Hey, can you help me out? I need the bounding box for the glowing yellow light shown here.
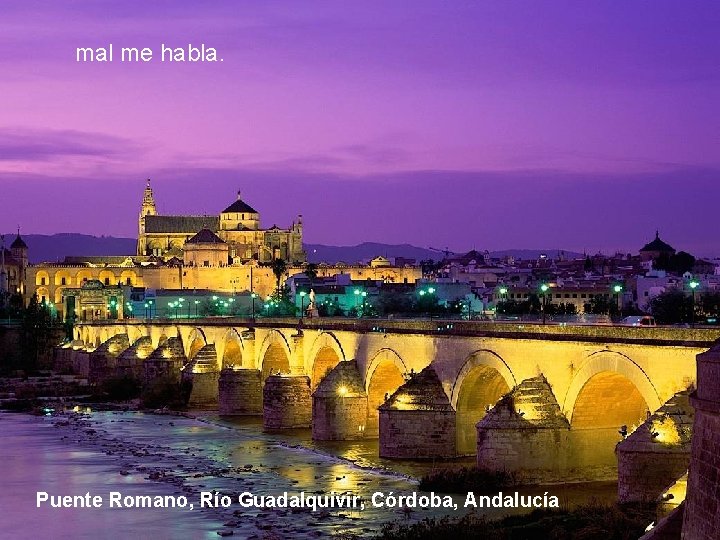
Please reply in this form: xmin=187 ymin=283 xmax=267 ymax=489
xmin=337 ymin=385 xmax=348 ymax=397
xmin=651 ymin=417 xmax=681 ymax=445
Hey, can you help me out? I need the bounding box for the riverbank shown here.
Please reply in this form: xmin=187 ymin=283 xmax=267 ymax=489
xmin=2 ymin=408 xmax=623 ymax=538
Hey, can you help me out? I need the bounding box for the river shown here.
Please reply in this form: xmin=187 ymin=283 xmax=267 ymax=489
xmin=1 ymin=410 xmax=617 ymax=538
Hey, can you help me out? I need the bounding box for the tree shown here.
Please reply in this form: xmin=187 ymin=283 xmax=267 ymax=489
xmin=583 ymin=295 xmax=618 ymax=316
xmin=270 ymin=258 xmax=288 ymax=294
xmin=304 ymin=262 xmax=319 ymax=283
xmin=19 ymin=294 xmax=55 ymax=372
xmin=650 ymin=289 xmax=693 ymax=324
xmin=654 ymin=251 xmax=696 ymax=275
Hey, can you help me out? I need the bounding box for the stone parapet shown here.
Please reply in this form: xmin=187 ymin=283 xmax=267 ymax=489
xmin=263 ymin=375 xmax=312 ymax=429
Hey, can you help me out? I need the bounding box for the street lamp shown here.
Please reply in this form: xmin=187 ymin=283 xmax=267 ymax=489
xmin=613 ymin=284 xmax=623 ymax=318
xmin=300 ymin=290 xmax=307 ymax=321
xmin=539 ymin=283 xmax=549 ymax=324
xmin=689 ymin=279 xmax=700 ymax=327
xmin=147 ymin=299 xmax=154 ymax=319
xmin=250 ymin=292 xmax=257 ymax=321
xmin=194 ymin=299 xmax=200 ymax=318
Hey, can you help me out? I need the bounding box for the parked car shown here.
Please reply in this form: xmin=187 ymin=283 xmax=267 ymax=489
xmin=621 ymin=315 xmax=656 ymax=327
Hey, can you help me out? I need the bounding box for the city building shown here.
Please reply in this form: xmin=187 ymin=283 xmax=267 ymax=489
xmin=137 ymin=180 xmax=305 ymax=264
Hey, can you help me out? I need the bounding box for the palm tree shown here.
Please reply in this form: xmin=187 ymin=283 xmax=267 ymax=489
xmin=271 ymin=258 xmax=288 ymax=294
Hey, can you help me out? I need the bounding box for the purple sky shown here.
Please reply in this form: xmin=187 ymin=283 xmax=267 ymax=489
xmin=1 ymin=1 xmax=718 ymax=255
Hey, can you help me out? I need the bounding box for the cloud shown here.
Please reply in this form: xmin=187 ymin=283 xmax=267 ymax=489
xmin=0 ymin=127 xmax=143 ymax=162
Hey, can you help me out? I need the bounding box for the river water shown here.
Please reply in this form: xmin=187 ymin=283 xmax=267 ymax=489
xmin=1 ymin=410 xmax=617 ymax=538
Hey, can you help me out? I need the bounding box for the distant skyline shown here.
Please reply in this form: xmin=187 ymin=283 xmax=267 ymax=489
xmin=1 ymin=1 xmax=718 ymax=256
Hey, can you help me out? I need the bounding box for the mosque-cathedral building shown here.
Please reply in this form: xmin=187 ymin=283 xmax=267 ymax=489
xmin=21 ymin=180 xmax=421 ymax=320
xmin=137 ymin=180 xmax=305 ymax=264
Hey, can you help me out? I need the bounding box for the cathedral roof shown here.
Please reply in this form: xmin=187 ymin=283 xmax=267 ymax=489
xmin=186 ymin=229 xmax=225 ymax=244
xmin=222 ymin=199 xmax=258 ymax=214
xmin=640 ymin=231 xmax=675 ymax=253
xmin=144 ymin=215 xmax=219 ymax=234
xmin=11 ymin=234 xmax=27 ymax=249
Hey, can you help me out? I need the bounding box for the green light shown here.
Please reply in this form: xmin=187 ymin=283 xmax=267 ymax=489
xmin=613 ymin=284 xmax=623 ymax=293
xmin=179 ymin=297 xmax=185 ymax=302
xmin=419 ymin=290 xmax=426 ymax=296
xmin=690 ymin=280 xmax=700 ymax=289
xmin=354 ymin=289 xmax=360 ymax=295
xmin=300 ymin=291 xmax=306 ymax=297
xmin=212 ymin=295 xmax=218 ymax=301
xmin=428 ymin=287 xmax=435 ymax=294
xmin=499 ymin=287 xmax=508 ymax=295
xmin=194 ymin=300 xmax=200 ymax=304
xmin=540 ymin=284 xmax=549 ymax=292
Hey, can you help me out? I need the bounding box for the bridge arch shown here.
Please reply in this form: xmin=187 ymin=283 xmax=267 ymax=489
xmin=563 ymin=350 xmax=662 ymax=474
xmin=258 ymin=329 xmax=292 ymax=381
xmin=221 ymin=328 xmax=245 ymax=369
xmin=183 ymin=327 xmax=208 ymax=359
xmin=307 ymin=332 xmax=346 ymax=389
xmin=364 ymin=348 xmax=408 ymax=437
xmin=563 ymin=350 xmax=661 ymax=424
xmin=126 ymin=325 xmax=143 ymax=346
xmin=451 ymin=350 xmax=516 ymax=455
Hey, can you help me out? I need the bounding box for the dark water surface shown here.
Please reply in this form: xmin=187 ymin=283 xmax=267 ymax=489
xmin=1 ymin=411 xmax=617 ymax=539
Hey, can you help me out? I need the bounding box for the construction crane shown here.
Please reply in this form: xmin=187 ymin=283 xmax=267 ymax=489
xmin=428 ymin=246 xmax=458 ymax=259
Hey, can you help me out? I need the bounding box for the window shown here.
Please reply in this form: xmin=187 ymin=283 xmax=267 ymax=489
xmin=41 ymin=277 xmax=46 ymax=285
xmin=572 ymin=293 xmax=577 ymax=298
xmin=644 ymin=291 xmax=649 ymax=296
xmin=61 ymin=277 xmax=66 ymax=285
xmin=104 ymin=278 xmax=110 ymax=285
xmin=203 ymin=260 xmax=210 ymax=267
xmin=126 ymin=277 xmax=132 ymax=285
xmin=564 ymin=293 xmax=570 ymax=298
xmin=581 ymin=294 xmax=586 ymax=298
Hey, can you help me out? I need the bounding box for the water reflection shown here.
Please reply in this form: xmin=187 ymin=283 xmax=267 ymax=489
xmin=3 ymin=411 xmax=618 ymax=539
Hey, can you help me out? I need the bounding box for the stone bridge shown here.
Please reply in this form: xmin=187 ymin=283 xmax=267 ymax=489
xmin=59 ymin=318 xmax=720 ymax=487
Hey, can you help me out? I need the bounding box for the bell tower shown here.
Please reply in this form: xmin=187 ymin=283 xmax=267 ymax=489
xmin=138 ymin=179 xmax=157 ymax=255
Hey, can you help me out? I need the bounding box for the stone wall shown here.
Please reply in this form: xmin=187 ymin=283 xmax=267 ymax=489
xmin=477 ymin=376 xmax=573 ymax=483
xmin=263 ymin=375 xmax=312 ymax=429
xmin=218 ymin=368 xmax=262 ymax=415
xmin=143 ymin=337 xmax=185 ymax=386
xmin=312 ymin=360 xmax=368 ymax=440
xmin=681 ymin=343 xmax=720 ymax=539
xmin=617 ymin=391 xmax=693 ymax=503
xmin=378 ymin=366 xmax=456 ymax=458
xmin=183 ymin=371 xmax=219 ymax=408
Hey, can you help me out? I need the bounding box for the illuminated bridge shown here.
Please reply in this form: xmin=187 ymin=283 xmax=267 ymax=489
xmin=60 ymin=318 xmax=719 ymax=497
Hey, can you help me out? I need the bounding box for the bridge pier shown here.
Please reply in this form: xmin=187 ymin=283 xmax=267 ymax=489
xmin=477 ymin=376 xmax=572 ymax=483
xmin=88 ymin=334 xmax=130 ymax=385
xmin=143 ymin=337 xmax=185 ymax=386
xmin=263 ymin=375 xmax=312 ymax=429
xmin=379 ymin=366 xmax=456 ymax=459
xmin=616 ymin=391 xmax=693 ymax=503
xmin=218 ymin=368 xmax=263 ymax=415
xmin=116 ymin=336 xmax=154 ymax=382
xmin=681 ymin=343 xmax=720 ymax=538
xmin=181 ymin=344 xmax=219 ymax=408
xmin=312 ymin=360 xmax=368 ymax=440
